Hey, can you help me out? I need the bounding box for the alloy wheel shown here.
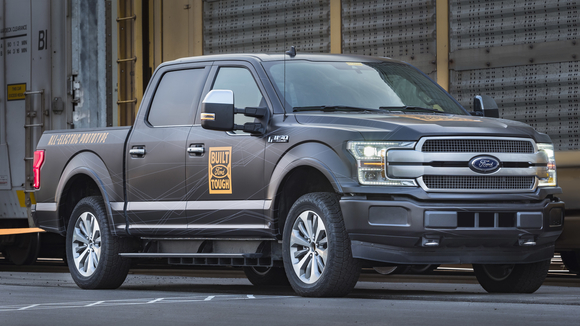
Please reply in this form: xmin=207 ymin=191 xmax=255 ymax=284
xmin=71 ymin=212 xmax=102 ymax=277
xmin=289 ymin=210 xmax=328 ymax=284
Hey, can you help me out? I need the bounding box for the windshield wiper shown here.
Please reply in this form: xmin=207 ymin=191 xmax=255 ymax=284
xmin=379 ymin=106 xmax=445 ymax=114
xmin=292 ymin=105 xmax=378 ymax=112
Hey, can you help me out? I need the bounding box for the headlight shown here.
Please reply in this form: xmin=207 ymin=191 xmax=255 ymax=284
xmin=537 ymin=143 xmax=557 ymax=187
xmin=347 ymin=141 xmax=417 ymax=186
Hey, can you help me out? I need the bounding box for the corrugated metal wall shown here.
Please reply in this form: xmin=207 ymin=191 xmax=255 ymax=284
xmin=448 ymin=0 xmax=579 ymax=151
xmin=203 ymin=0 xmax=331 ymax=54
xmin=342 ymin=0 xmax=437 ymax=76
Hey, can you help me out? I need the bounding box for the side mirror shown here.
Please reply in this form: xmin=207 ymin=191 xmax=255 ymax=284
xmin=473 ymin=95 xmax=499 ymax=118
xmin=201 ymin=90 xmax=235 ymax=131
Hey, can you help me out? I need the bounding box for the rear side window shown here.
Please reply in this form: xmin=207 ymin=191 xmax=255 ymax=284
xmin=147 ymin=68 xmax=206 ymax=126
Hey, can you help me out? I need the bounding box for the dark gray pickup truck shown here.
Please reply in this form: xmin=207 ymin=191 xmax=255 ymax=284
xmin=32 ymin=53 xmax=564 ymax=297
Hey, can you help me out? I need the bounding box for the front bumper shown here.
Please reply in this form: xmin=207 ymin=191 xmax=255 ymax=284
xmin=340 ymin=196 xmax=564 ymax=264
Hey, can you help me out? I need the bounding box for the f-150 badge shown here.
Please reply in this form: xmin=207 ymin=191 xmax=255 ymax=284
xmin=209 ymin=147 xmax=232 ymax=194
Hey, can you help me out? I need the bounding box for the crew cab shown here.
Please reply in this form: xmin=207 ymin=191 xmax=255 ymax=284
xmin=32 ymin=53 xmax=564 ymax=296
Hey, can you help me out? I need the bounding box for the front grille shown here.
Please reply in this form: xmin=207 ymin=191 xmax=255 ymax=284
xmin=423 ymin=175 xmax=536 ymax=190
xmin=422 ymin=139 xmax=534 ymax=153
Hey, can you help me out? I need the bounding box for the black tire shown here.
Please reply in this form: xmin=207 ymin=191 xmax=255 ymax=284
xmin=473 ymin=260 xmax=550 ymax=293
xmin=560 ymin=251 xmax=580 ymax=275
xmin=66 ymin=196 xmax=132 ymax=289
xmin=3 ymin=233 xmax=40 ymax=265
xmin=243 ymin=266 xmax=290 ymax=287
xmin=282 ymin=192 xmax=361 ymax=297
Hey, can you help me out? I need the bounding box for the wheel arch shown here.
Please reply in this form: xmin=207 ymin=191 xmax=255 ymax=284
xmin=55 ymin=152 xmax=119 ymax=236
xmin=268 ymin=142 xmax=351 ymax=237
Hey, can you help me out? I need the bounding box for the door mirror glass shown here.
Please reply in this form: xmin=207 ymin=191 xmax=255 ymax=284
xmin=473 ymin=95 xmax=499 ymax=118
xmin=201 ymin=90 xmax=235 ymax=131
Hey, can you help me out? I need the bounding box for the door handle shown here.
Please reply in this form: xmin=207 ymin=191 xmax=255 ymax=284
xmin=187 ymin=144 xmax=204 ymax=156
xmin=129 ymin=147 xmax=146 ymax=157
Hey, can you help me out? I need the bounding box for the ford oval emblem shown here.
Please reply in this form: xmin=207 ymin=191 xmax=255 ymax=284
xmin=469 ymin=156 xmax=501 ymax=173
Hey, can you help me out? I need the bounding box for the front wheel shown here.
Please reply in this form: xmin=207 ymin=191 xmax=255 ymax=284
xmin=473 ymin=260 xmax=550 ymax=293
xmin=282 ymin=193 xmax=360 ymax=297
xmin=66 ymin=196 xmax=132 ymax=289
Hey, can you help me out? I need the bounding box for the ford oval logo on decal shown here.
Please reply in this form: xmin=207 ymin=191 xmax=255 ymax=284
xmin=469 ymin=156 xmax=500 ymax=173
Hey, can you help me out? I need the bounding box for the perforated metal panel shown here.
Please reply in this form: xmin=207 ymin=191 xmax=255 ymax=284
xmin=342 ymin=0 xmax=437 ymax=75
xmin=448 ymin=1 xmax=579 ymax=151
xmin=450 ymin=0 xmax=579 ymax=51
xmin=203 ymin=0 xmax=330 ymax=54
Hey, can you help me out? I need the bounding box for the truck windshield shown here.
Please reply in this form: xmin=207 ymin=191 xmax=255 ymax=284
xmin=263 ymin=60 xmax=466 ymax=115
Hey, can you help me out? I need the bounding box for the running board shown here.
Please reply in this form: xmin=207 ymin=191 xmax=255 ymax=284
xmin=119 ymin=252 xmax=272 ymax=267
xmin=119 ymin=253 xmax=262 ymax=259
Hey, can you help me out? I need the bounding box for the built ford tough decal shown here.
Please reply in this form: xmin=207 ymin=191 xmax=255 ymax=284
xmin=209 ymin=147 xmax=232 ymax=194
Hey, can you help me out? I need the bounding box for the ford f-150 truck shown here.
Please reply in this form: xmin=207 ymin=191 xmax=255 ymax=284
xmin=31 ymin=53 xmax=564 ymax=297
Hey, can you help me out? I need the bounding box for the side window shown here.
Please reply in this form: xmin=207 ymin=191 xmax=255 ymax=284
xmin=147 ymin=68 xmax=206 ymax=127
xmin=212 ymin=67 xmax=265 ymax=125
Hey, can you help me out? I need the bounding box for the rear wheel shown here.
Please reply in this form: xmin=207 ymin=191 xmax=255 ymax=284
xmin=408 ymin=264 xmax=439 ymax=274
xmin=374 ymin=264 xmax=439 ymax=275
xmin=373 ymin=265 xmax=411 ymax=275
xmin=473 ymin=260 xmax=550 ymax=293
xmin=243 ymin=266 xmax=290 ymax=286
xmin=282 ymin=193 xmax=360 ymax=297
xmin=66 ymin=196 xmax=132 ymax=289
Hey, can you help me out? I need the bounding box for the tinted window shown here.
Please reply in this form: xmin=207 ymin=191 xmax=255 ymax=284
xmin=148 ymin=69 xmax=205 ymax=126
xmin=212 ymin=67 xmax=265 ymax=125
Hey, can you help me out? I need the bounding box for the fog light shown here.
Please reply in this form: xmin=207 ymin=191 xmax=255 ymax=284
xmin=518 ymin=236 xmax=536 ymax=246
xmin=422 ymin=237 xmax=440 ymax=247
xmin=364 ymin=171 xmax=378 ymax=181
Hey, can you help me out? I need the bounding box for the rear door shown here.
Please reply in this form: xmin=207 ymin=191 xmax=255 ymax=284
xmin=126 ymin=64 xmax=210 ymax=235
xmin=185 ymin=62 xmax=271 ymax=236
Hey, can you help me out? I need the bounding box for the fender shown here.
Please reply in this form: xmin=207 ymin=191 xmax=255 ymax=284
xmin=54 ymin=152 xmax=123 ymax=236
xmin=267 ymin=142 xmax=352 ymax=200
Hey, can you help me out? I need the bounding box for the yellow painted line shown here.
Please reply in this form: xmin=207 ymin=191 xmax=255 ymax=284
xmin=0 ymin=228 xmax=45 ymax=235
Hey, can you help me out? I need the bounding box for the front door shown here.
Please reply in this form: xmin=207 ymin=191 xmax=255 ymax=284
xmin=185 ymin=63 xmax=270 ymax=236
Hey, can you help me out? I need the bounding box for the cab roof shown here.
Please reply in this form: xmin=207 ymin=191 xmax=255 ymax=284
xmin=160 ymin=53 xmax=407 ymax=68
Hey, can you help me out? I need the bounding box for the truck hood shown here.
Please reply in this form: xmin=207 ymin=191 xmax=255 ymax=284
xmin=293 ymin=112 xmax=552 ymax=143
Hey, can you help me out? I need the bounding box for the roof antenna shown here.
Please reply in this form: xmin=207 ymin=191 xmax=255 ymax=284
xmin=285 ymin=46 xmax=296 ymax=57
